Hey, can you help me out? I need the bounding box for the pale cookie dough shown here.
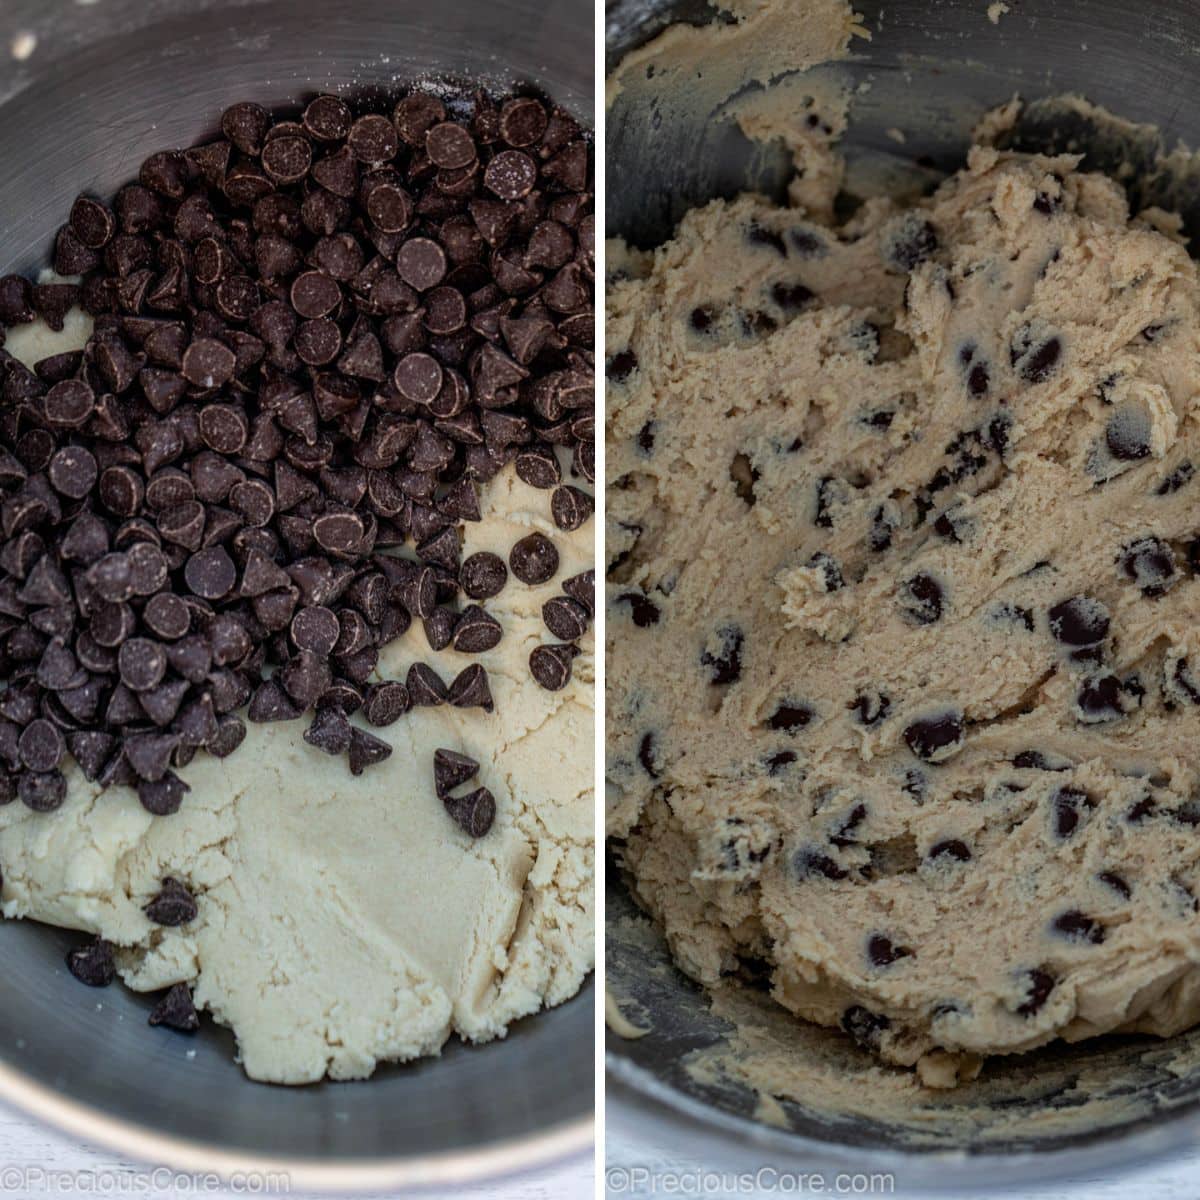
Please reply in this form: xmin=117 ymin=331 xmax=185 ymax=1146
xmin=2 ymin=311 xmax=594 ymax=1085
xmin=607 ymin=141 xmax=1200 ymax=1085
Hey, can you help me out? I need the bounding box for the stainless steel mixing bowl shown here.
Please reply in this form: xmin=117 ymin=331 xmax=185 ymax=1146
xmin=606 ymin=0 xmax=1200 ymax=1187
xmin=0 ymin=0 xmax=593 ymax=1188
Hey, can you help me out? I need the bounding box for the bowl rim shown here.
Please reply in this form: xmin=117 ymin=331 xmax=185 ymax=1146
xmin=0 ymin=1059 xmax=593 ymax=1191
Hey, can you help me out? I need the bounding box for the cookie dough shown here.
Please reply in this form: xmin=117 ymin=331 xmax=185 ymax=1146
xmin=607 ymin=138 xmax=1200 ymax=1084
xmin=2 ymin=308 xmax=594 ymax=1085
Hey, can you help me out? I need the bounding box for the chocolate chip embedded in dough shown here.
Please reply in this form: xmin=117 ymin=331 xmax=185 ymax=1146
xmin=1016 ymin=968 xmax=1056 ymax=1016
xmin=899 ymin=572 xmax=944 ymax=625
xmin=66 ymin=937 xmax=116 ymax=987
xmin=144 ymin=877 xmax=198 ymax=926
xmin=902 ymin=711 xmax=964 ymax=763
xmin=1047 ymin=596 xmax=1109 ymax=645
xmin=766 ymin=701 xmax=812 ymax=734
xmin=866 ymin=933 xmax=912 ymax=968
xmin=840 ymin=1005 xmax=889 ymax=1048
xmin=1075 ymin=671 xmax=1141 ymax=724
xmin=1051 ymin=786 xmax=1094 ymax=839
xmin=443 ymin=786 xmax=496 ymax=838
xmin=928 ymin=839 xmax=972 ymax=863
xmin=1051 ymin=909 xmax=1105 ymax=944
xmin=701 ymin=625 xmax=743 ymax=685
xmin=1120 ymin=535 xmax=1177 ymax=597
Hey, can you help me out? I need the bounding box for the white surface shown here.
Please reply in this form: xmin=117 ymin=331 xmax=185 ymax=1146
xmin=0 ymin=1106 xmax=593 ymax=1199
xmin=606 ymin=1126 xmax=1200 ymax=1198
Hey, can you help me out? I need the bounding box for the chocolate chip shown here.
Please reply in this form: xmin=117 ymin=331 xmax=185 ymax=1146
xmin=363 ymin=679 xmax=411 ymax=726
xmin=348 ymin=726 xmax=392 ymax=775
xmin=928 ymin=839 xmax=971 ymax=862
xmin=118 ymin=637 xmax=167 ymax=692
xmin=303 ymin=95 xmax=352 ymax=141
xmin=900 ymin=572 xmax=944 ymax=624
xmin=448 ymin=663 xmax=494 ymax=709
xmin=766 ymin=701 xmax=812 ymax=733
xmin=510 ymin=532 xmax=558 ymax=585
xmin=1099 ymin=870 xmax=1131 ymax=899
xmin=841 ymin=1005 xmax=889 ymax=1047
xmin=434 ymin=747 xmax=479 ymax=797
xmin=1048 ymin=596 xmax=1109 ymax=645
xmin=135 ymin=770 xmax=190 ymax=814
xmin=515 ymin=443 xmax=561 ymax=490
xmin=850 ymin=691 xmax=890 ymax=727
xmin=443 ymin=786 xmax=495 ymax=837
xmin=184 ymin=546 xmax=237 ymax=599
xmin=460 ymin=551 xmax=507 ymax=599
xmin=304 ymin=704 xmax=352 ymax=755
xmin=1017 ymin=969 xmax=1055 ymax=1016
xmin=543 ymin=595 xmax=589 ymax=641
xmin=18 ymin=719 xmax=65 ymax=773
xmin=290 ymin=605 xmax=340 ymax=656
xmin=1075 ymin=671 xmax=1140 ymax=723
xmin=1052 ymin=909 xmax=1105 ymax=944
xmin=66 ymin=937 xmax=116 ymax=987
xmin=397 ymin=237 xmax=448 ymax=292
xmin=562 ymin=569 xmax=594 ymax=615
xmin=903 ymin=711 xmax=964 ymax=763
xmin=615 ymin=590 xmax=659 ymax=627
xmin=484 ymin=151 xmax=536 ymax=200
xmin=867 ymin=933 xmax=912 ymax=967
xmin=145 ymin=877 xmax=198 ymax=926
xmin=551 ymin=485 xmax=592 ymax=531
xmin=407 ymin=662 xmax=448 ymax=706
xmin=347 ymin=114 xmax=399 ymax=164
xmin=19 ymin=770 xmax=67 ymax=812
xmin=1052 ymin=786 xmax=1094 ymax=838
xmin=1011 ymin=327 xmax=1062 ymax=383
xmin=248 ymin=677 xmax=301 ymax=723
xmin=148 ymin=982 xmax=200 ymax=1032
xmin=529 ymin=643 xmax=577 ymax=691
xmin=1120 ymin=536 xmax=1177 ymax=597
xmin=181 ymin=338 xmax=235 ymax=388
xmin=701 ymin=625 xmax=743 ymax=685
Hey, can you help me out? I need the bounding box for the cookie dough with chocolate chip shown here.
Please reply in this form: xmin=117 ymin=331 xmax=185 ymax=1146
xmin=608 ymin=141 xmax=1200 ymax=1086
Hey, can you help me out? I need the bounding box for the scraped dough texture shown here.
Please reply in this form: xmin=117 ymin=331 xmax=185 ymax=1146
xmin=0 ymin=311 xmax=593 ymax=1084
xmin=607 ymin=141 xmax=1200 ymax=1084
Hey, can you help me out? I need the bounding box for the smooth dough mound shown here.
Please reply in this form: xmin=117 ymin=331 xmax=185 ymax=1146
xmin=607 ymin=146 xmax=1200 ymax=1085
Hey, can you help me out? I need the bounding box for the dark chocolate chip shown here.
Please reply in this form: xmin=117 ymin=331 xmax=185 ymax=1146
xmin=529 ymin=643 xmax=578 ymax=691
xmin=509 ymin=532 xmax=558 ymax=585
xmin=443 ymin=786 xmax=495 ymax=837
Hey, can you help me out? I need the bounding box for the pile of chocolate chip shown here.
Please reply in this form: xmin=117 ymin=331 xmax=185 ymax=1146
xmin=0 ymin=86 xmax=594 ymax=826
